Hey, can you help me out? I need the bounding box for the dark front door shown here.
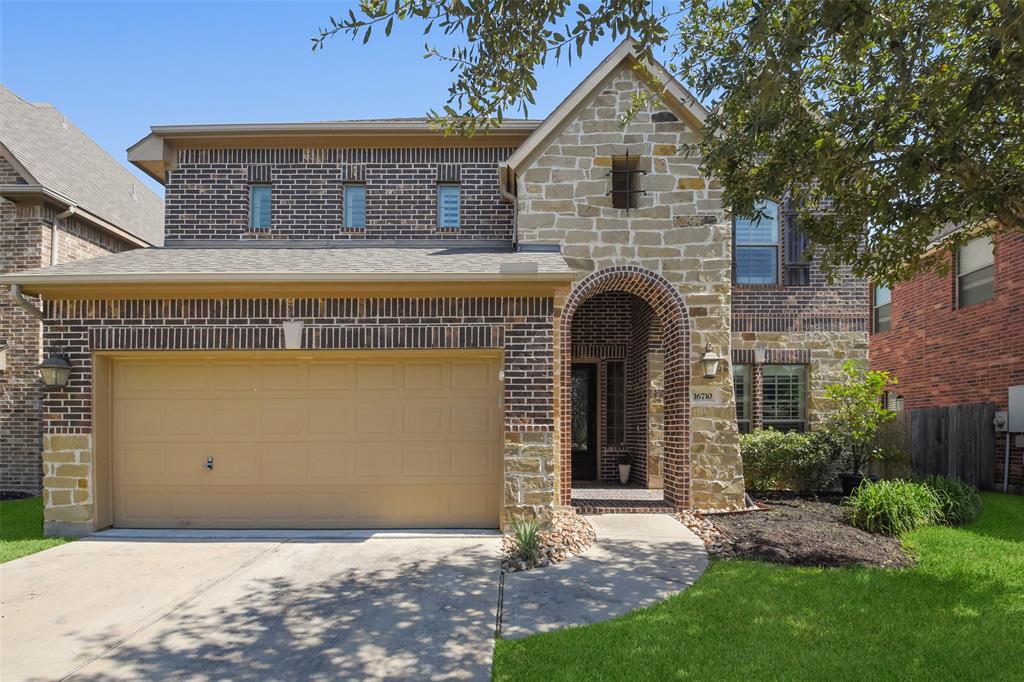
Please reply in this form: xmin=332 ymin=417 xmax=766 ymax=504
xmin=571 ymin=363 xmax=598 ymax=480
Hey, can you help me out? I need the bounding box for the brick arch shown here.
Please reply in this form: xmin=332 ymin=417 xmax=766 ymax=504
xmin=558 ymin=266 xmax=692 ymax=508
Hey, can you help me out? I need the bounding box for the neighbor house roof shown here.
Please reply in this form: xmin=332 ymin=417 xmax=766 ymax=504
xmin=0 ymin=245 xmax=573 ymax=295
xmin=0 ymin=85 xmax=164 ymax=246
xmin=505 ymin=39 xmax=709 ymax=175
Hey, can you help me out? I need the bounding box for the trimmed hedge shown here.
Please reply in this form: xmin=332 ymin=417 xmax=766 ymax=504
xmin=741 ymin=428 xmax=842 ymax=492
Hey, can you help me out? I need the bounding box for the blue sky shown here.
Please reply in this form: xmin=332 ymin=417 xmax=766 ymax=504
xmin=1 ymin=0 xmax=652 ymax=196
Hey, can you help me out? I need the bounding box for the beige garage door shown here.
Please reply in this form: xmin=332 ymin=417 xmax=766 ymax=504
xmin=110 ymin=352 xmax=503 ymax=529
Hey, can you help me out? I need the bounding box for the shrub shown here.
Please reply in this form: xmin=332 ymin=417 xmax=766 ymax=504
xmin=509 ymin=516 xmax=542 ymax=564
xmin=845 ymin=480 xmax=941 ymax=535
xmin=741 ymin=428 xmax=842 ymax=492
xmin=922 ymin=475 xmax=982 ymax=525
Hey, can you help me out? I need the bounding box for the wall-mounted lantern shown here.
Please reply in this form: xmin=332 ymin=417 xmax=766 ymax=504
xmin=699 ymin=343 xmax=723 ymax=379
xmin=38 ymin=347 xmax=72 ymax=387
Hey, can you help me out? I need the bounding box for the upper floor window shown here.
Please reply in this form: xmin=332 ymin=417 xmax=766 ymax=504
xmin=438 ymin=183 xmax=461 ymax=229
xmin=733 ymin=364 xmax=752 ymax=434
xmin=957 ymin=236 xmax=994 ymax=308
xmin=763 ymin=364 xmax=806 ymax=432
xmin=734 ymin=200 xmax=780 ymax=285
xmin=344 ymin=184 xmax=366 ymax=229
xmin=249 ymin=185 xmax=272 ymax=230
xmin=873 ymin=285 xmax=892 ymax=332
xmin=605 ymin=361 xmax=626 ymax=446
xmin=610 ymin=155 xmax=642 ymax=209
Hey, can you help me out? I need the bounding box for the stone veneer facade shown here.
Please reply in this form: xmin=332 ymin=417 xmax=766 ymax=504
xmin=1 ymin=156 xmax=138 ymax=496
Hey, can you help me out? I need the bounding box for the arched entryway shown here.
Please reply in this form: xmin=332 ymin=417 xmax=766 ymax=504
xmin=558 ymin=266 xmax=691 ymax=508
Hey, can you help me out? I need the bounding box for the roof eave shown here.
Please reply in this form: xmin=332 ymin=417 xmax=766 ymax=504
xmin=0 ymin=185 xmax=153 ymax=248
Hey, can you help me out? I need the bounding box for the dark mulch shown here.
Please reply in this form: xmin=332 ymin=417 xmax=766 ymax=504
xmin=708 ymin=492 xmax=913 ymax=569
xmin=0 ymin=491 xmax=33 ymax=502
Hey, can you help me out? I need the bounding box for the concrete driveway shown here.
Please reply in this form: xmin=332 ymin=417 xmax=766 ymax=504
xmin=1 ymin=530 xmax=502 ymax=681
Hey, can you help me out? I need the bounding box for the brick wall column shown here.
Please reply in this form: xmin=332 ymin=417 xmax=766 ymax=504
xmin=752 ymin=364 xmax=764 ymax=431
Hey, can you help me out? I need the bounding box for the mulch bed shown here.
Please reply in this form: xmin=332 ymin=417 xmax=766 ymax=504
xmin=701 ymin=493 xmax=913 ymax=569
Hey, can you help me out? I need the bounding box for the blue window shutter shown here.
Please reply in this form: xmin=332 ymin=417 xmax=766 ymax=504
xmin=438 ymin=184 xmax=460 ymax=228
xmin=345 ymin=184 xmax=366 ymax=229
xmin=250 ymin=185 xmax=272 ymax=229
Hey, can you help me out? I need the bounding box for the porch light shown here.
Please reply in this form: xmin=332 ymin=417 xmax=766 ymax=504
xmin=699 ymin=343 xmax=723 ymax=379
xmin=38 ymin=347 xmax=72 ymax=387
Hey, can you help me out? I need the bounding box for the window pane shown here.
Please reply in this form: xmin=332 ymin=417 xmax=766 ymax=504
xmin=438 ymin=184 xmax=460 ymax=228
xmin=874 ymin=285 xmax=891 ymax=307
xmin=874 ymin=303 xmax=891 ymax=332
xmin=958 ymin=236 xmax=994 ymax=274
xmin=736 ymin=246 xmax=778 ymax=284
xmin=611 ymin=155 xmax=641 ymax=209
xmin=734 ymin=200 xmax=779 ymax=244
xmin=763 ymin=365 xmax=805 ymax=432
xmin=959 ymin=265 xmax=994 ymax=307
xmin=344 ymin=184 xmax=366 ymax=229
xmin=605 ymin=361 xmax=625 ymax=445
xmin=733 ymin=364 xmax=751 ymax=433
xmin=250 ymin=185 xmax=271 ymax=229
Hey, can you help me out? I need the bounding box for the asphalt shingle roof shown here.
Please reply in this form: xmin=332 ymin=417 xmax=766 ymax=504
xmin=1 ymin=246 xmax=572 ymax=284
xmin=0 ymin=85 xmax=164 ymax=245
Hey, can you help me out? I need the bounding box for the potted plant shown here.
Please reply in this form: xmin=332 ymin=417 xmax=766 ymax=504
xmin=823 ymin=361 xmax=899 ymax=495
xmin=618 ymin=453 xmax=633 ymax=485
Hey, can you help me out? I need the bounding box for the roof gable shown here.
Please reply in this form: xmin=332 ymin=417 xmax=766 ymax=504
xmin=507 ymin=40 xmax=708 ymax=175
xmin=0 ymin=85 xmax=164 ymax=246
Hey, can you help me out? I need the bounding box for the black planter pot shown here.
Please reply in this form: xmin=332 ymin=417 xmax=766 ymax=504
xmin=839 ymin=472 xmax=881 ymax=495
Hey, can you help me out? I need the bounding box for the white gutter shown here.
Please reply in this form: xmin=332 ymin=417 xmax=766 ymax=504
xmin=9 ymin=284 xmax=43 ymax=320
xmin=51 ymin=206 xmax=77 ymax=266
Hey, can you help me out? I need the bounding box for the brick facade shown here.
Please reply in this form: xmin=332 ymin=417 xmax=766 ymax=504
xmin=164 ymin=148 xmax=515 ymax=242
xmin=39 ymin=295 xmax=556 ymax=531
xmin=870 ymin=233 xmax=1024 ymax=490
xmin=1 ymin=155 xmax=138 ymax=495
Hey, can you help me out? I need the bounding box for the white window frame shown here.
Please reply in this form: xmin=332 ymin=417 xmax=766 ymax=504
xmin=957 ymin=236 xmax=995 ymax=309
xmin=734 ymin=200 xmax=780 ymax=285
xmin=873 ymin=284 xmax=892 ymax=333
xmin=762 ymin=364 xmax=806 ymax=432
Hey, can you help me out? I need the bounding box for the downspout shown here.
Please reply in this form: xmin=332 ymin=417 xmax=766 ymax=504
xmin=51 ymin=206 xmax=77 ymax=266
xmin=498 ymin=165 xmax=519 ymax=248
xmin=10 ymin=284 xmax=43 ymax=320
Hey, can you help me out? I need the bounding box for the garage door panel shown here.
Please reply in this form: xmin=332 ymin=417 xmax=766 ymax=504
xmin=112 ymin=353 xmax=502 ymax=529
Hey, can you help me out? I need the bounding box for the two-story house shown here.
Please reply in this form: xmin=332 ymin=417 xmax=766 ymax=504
xmin=0 ymin=85 xmax=163 ymax=498
xmin=1 ymin=42 xmax=868 ymax=536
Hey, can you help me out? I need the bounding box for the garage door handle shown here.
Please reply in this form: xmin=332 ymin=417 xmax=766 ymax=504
xmin=205 ymin=456 xmax=214 ymax=471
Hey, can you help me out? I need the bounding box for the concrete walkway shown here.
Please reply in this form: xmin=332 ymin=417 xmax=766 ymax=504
xmin=499 ymin=514 xmax=708 ymax=639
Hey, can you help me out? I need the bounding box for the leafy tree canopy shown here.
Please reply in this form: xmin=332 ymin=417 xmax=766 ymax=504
xmin=313 ymin=0 xmax=1024 ymax=283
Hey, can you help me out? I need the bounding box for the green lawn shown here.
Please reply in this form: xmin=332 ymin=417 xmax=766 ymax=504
xmin=0 ymin=497 xmax=72 ymax=563
xmin=494 ymin=493 xmax=1024 ymax=681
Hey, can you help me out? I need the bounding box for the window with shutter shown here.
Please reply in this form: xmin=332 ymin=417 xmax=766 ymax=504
xmin=762 ymin=365 xmax=806 ymax=432
xmin=783 ymin=204 xmax=811 ymax=286
xmin=438 ymin=184 xmax=460 ymax=229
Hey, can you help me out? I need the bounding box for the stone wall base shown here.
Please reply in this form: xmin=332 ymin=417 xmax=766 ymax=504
xmin=503 ymin=430 xmax=556 ymax=527
xmin=45 ymin=521 xmax=93 ymax=538
xmin=41 ymin=433 xmax=94 ymax=536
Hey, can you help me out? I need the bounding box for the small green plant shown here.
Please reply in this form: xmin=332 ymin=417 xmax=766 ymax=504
xmin=922 ymin=475 xmax=982 ymax=525
xmin=509 ymin=515 xmax=542 ymax=564
xmin=845 ymin=479 xmax=941 ymax=535
xmin=823 ymin=361 xmax=899 ymax=475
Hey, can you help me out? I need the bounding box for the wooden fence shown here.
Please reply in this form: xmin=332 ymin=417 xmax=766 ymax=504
xmin=900 ymin=403 xmax=997 ymax=490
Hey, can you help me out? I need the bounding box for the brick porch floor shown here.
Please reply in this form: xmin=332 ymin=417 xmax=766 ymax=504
xmin=570 ymin=483 xmax=675 ymax=514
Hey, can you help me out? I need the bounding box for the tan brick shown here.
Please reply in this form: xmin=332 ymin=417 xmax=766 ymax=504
xmin=44 ymin=504 xmax=92 ymax=523
xmin=44 ymin=434 xmax=90 ymax=451
xmin=43 ymin=450 xmax=77 ymax=464
xmin=54 ymin=464 xmax=89 ymax=478
xmin=43 ymin=476 xmax=79 ymax=490
xmin=49 ymin=490 xmax=72 ymax=506
xmin=652 ymin=144 xmax=678 ymax=156
xmin=677 ymin=177 xmax=705 ymax=190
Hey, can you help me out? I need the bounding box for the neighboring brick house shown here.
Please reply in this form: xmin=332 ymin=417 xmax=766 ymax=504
xmin=0 ymin=86 xmax=163 ymax=497
xmin=870 ymin=231 xmax=1024 ymax=491
xmin=2 ymin=41 xmax=867 ymax=536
